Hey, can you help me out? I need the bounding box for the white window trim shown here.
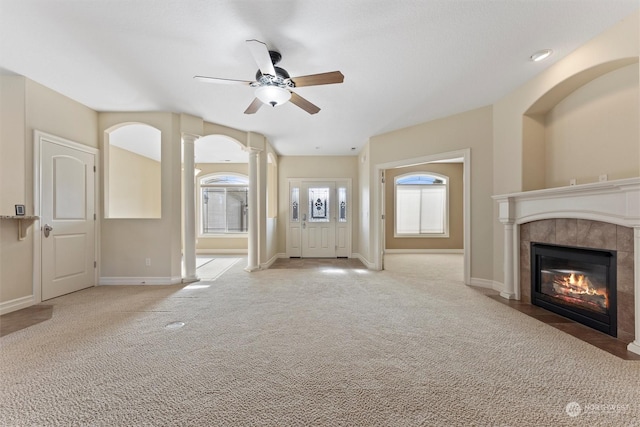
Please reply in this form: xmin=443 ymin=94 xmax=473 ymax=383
xmin=394 ymin=172 xmax=450 ymax=238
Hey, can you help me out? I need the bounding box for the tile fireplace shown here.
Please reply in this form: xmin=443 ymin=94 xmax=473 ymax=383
xmin=493 ymin=178 xmax=640 ymax=355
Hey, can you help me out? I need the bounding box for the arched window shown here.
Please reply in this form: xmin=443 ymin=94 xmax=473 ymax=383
xmin=200 ymin=174 xmax=249 ymax=234
xmin=394 ymin=173 xmax=449 ymax=237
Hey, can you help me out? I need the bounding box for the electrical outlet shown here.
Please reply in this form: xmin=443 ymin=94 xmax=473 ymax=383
xmin=569 ymin=179 xmax=576 ymax=186
xmin=145 ymin=258 xmax=151 ymax=266
xmin=599 ymin=174 xmax=608 ymax=182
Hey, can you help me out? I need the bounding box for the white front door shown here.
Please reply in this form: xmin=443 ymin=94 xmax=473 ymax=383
xmin=40 ymin=137 xmax=96 ymax=300
xmin=301 ymin=182 xmax=336 ymax=258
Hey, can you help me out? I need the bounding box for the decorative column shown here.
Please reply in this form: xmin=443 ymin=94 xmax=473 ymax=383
xmin=245 ymin=149 xmax=260 ymax=272
xmin=496 ymin=197 xmax=517 ymax=299
xmin=628 ymin=227 xmax=640 ymax=355
xmin=182 ymin=134 xmax=199 ymax=283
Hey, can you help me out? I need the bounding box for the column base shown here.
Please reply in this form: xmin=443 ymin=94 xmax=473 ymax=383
xmin=244 ymin=265 xmax=260 ymax=273
xmin=182 ymin=276 xmax=200 ymax=284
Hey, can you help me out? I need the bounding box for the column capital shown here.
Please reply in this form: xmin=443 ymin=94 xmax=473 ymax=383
xmin=182 ymin=133 xmax=200 ymax=144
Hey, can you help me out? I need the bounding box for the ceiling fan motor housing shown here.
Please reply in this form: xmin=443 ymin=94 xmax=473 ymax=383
xmin=255 ymin=66 xmax=294 ymax=88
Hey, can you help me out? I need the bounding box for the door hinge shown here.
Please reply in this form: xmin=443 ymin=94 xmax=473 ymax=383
xmin=381 ymin=214 xmax=385 ymax=220
xmin=94 ymin=261 xmax=97 ymax=268
xmin=93 ymin=165 xmax=96 ymax=172
xmin=94 ymin=213 xmax=96 ymax=220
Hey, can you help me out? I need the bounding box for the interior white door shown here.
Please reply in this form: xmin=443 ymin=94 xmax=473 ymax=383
xmin=41 ymin=140 xmax=96 ymax=300
xmin=301 ymin=182 xmax=336 ymax=258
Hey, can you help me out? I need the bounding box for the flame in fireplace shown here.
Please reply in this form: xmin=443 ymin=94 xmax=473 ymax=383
xmin=553 ymin=272 xmax=608 ymax=309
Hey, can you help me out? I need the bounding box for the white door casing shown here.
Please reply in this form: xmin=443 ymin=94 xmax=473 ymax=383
xmin=36 ymin=132 xmax=97 ymax=301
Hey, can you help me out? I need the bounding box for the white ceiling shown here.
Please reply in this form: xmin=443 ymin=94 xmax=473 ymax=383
xmin=1 ymin=0 xmax=637 ymax=158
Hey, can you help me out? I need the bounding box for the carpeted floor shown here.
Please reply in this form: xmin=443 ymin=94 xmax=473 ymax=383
xmin=1 ymin=255 xmax=639 ymax=426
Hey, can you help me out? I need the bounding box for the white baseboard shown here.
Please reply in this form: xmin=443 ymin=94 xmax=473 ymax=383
xmin=384 ymin=249 xmax=464 ymax=254
xmin=470 ymin=277 xmax=503 ymax=292
xmin=0 ymin=295 xmax=34 ymax=315
xmin=352 ymin=253 xmax=375 ymax=269
xmin=260 ymin=253 xmax=284 ymax=269
xmin=99 ymin=276 xmax=183 ymax=285
xmin=628 ymin=341 xmax=640 ymax=356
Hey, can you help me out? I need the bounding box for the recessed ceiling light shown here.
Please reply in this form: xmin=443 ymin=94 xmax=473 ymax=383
xmin=530 ymin=49 xmax=553 ymax=62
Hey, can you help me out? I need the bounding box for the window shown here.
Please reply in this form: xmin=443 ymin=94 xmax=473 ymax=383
xmin=200 ymin=174 xmax=248 ymax=234
xmin=290 ymin=186 xmax=299 ymax=222
xmin=395 ymin=173 xmax=448 ymax=237
xmin=338 ymin=187 xmax=347 ymax=222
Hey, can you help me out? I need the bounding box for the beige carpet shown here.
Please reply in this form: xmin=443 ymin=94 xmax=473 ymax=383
xmin=1 ymin=255 xmax=639 ymax=426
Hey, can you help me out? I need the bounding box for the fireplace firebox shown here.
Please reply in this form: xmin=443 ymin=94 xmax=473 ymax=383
xmin=531 ymin=243 xmax=617 ymax=337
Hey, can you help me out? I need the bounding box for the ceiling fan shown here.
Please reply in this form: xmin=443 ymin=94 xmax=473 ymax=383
xmin=194 ymin=39 xmax=344 ymax=115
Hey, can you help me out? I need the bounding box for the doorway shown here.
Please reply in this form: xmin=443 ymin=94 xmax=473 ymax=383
xmin=374 ymin=149 xmax=470 ymax=284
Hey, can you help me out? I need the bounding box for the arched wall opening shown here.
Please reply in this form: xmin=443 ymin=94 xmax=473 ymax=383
xmin=104 ymin=122 xmax=162 ymax=219
xmin=522 ymin=58 xmax=639 ymax=191
xmin=193 ymin=134 xmax=249 ymax=254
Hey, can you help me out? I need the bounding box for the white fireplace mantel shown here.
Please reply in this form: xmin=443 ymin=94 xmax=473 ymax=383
xmin=492 ymin=177 xmax=640 ymax=355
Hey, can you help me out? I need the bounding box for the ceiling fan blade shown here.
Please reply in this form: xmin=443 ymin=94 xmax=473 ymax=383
xmin=246 ymin=39 xmax=276 ymax=76
xmin=289 ymin=91 xmax=320 ymax=114
xmin=193 ymin=75 xmax=253 ymax=85
xmin=244 ymin=98 xmax=263 ymax=114
xmin=290 ymin=71 xmax=344 ymax=87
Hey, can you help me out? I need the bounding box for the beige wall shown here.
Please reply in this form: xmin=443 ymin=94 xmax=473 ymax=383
xmin=1 ymin=76 xmax=98 ymax=307
xmin=277 ymin=156 xmax=359 ymax=255
xmin=384 ymin=163 xmax=463 ymax=250
xmin=108 ymin=146 xmax=161 ymax=218
xmin=369 ymin=106 xmax=493 ymax=280
xmin=544 ymin=63 xmax=638 ymax=188
xmin=0 ymin=76 xmax=26 ymax=215
xmin=99 ymin=112 xmax=182 ymax=281
xmin=492 ymin=10 xmax=639 ymax=287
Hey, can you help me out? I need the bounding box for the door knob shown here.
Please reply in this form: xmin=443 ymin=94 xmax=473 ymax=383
xmin=43 ymin=224 xmax=53 ymax=238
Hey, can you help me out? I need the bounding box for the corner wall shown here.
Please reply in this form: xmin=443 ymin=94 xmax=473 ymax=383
xmin=369 ymin=106 xmax=494 ymax=281
xmin=99 ymin=112 xmax=182 ymax=283
xmin=492 ymin=11 xmax=639 ymax=287
xmin=0 ymin=77 xmax=98 ymax=311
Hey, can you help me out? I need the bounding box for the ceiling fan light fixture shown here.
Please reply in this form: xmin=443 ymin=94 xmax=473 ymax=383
xmin=255 ymin=85 xmax=291 ymax=107
xmin=530 ymin=49 xmax=553 ymax=62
